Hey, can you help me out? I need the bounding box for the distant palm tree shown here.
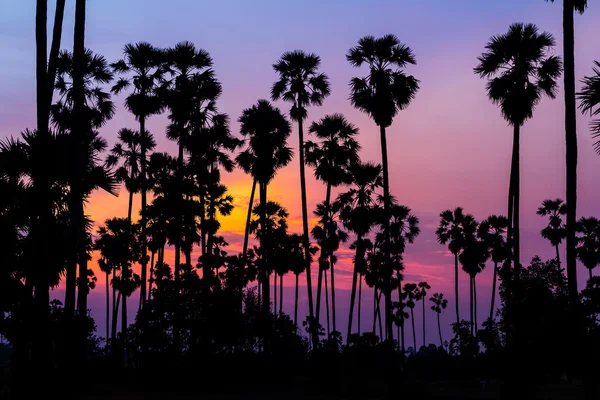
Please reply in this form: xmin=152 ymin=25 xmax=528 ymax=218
xmin=475 ymin=23 xmax=562 ymax=280
xmin=430 ymin=293 xmax=448 ymax=346
xmin=576 ymin=217 xmax=600 ymax=281
xmin=404 ymin=282 xmax=418 ymax=351
xmin=416 ymin=281 xmax=431 ymax=346
xmin=537 ymin=199 xmax=568 ymax=264
xmin=578 ymin=61 xmax=600 ymax=152
xmin=338 ymin=161 xmax=383 ymax=344
xmin=272 ymin=50 xmax=331 ymax=332
xmin=347 ymin=35 xmax=420 ymax=340
xmin=238 ymin=100 xmax=292 ymax=315
xmin=545 ymin=0 xmax=588 ymax=308
xmin=436 ymin=207 xmax=476 ymax=324
xmin=478 ymin=215 xmax=509 ymax=321
xmin=112 ymin=42 xmax=164 ymax=312
xmin=306 ymin=114 xmax=359 ymax=333
xmin=393 ymin=293 xmax=410 ymax=351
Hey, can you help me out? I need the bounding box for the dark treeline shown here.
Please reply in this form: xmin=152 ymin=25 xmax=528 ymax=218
xmin=1 ymin=0 xmax=600 ymax=398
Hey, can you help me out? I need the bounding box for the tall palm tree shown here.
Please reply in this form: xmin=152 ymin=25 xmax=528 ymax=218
xmin=272 ymin=50 xmax=330 ymax=332
xmin=238 ymin=99 xmax=292 ymax=316
xmin=417 ymin=281 xmax=431 ymax=347
xmin=338 ymin=161 xmax=383 ymax=344
xmin=537 ymin=199 xmax=568 ymax=264
xmin=430 ymin=293 xmax=448 ymax=346
xmin=478 ymin=215 xmax=509 ymax=321
xmin=112 ymin=42 xmax=164 ymax=312
xmin=436 ymin=207 xmax=476 ymax=324
xmin=393 ymin=293 xmax=410 ymax=351
xmin=404 ymin=282 xmax=418 ymax=351
xmin=576 ymin=217 xmax=600 ymax=281
xmin=579 ymin=61 xmax=600 ymax=151
xmin=545 ymin=0 xmax=588 ymax=308
xmin=306 ymin=114 xmax=359 ymax=333
xmin=347 ymin=35 xmax=420 ymax=340
xmin=475 ymin=23 xmax=562 ymax=282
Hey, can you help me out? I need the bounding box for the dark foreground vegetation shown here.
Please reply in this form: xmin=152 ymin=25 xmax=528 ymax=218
xmin=2 ymin=0 xmax=600 ymax=398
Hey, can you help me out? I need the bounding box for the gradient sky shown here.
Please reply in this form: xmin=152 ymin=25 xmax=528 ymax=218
xmin=1 ymin=0 xmax=600 ymax=345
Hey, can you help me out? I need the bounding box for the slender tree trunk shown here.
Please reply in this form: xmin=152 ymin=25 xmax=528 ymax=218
xmin=379 ymin=124 xmax=393 ymax=340
xmin=111 ymin=268 xmax=116 ymax=337
xmin=279 ymin=273 xmax=283 ymax=316
xmin=589 ymin=268 xmax=593 ymax=283
xmin=140 ymin=114 xmax=148 ymax=309
xmin=556 ymin=245 xmax=561 ymax=266
xmin=297 ymin=118 xmax=315 ymax=346
xmin=147 ymin=250 xmax=155 ymax=303
xmin=111 ymin=291 xmax=120 ymax=353
xmin=454 ymin=253 xmax=460 ymax=324
xmin=243 ymin=179 xmax=256 ymax=259
xmin=294 ymin=273 xmax=299 ymax=325
xmin=372 ymin=287 xmax=377 ymax=333
xmin=398 ymin=277 xmax=405 ymax=352
xmin=474 ymin=276 xmax=478 ymax=335
xmin=410 ymin=307 xmax=416 ymax=352
xmin=325 ymin=184 xmax=337 ymax=333
xmin=259 ymin=182 xmax=270 ymax=318
xmin=377 ymin=290 xmax=383 ymax=340
xmin=105 ymin=270 xmax=110 ymax=354
xmin=512 ymin=124 xmax=521 ymax=273
xmin=346 ymin=239 xmax=362 ymax=344
xmin=316 ymin=262 xmax=324 ymax=326
xmin=121 ymin=290 xmax=127 ymax=364
xmin=437 ymin=313 xmax=442 ymax=346
xmin=274 ymin=271 xmax=278 ymax=315
xmin=45 ymin=0 xmax=65 ymax=111
xmin=422 ymin=298 xmax=426 ymax=347
xmin=563 ymin=0 xmax=579 ymax=309
xmin=185 ymin=250 xmax=191 ymax=268
xmin=324 ymin=269 xmax=330 ymax=336
xmin=470 ymin=276 xmax=474 ymax=334
xmin=490 ymin=261 xmax=498 ymax=321
xmin=127 ymin=189 xmax=134 ymax=224
xmin=358 ymin=273 xmax=362 ymax=336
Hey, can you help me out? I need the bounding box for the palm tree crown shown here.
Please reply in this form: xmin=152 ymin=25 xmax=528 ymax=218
xmin=578 ymin=61 xmax=600 ymax=153
xmin=537 ymin=198 xmax=568 ymax=248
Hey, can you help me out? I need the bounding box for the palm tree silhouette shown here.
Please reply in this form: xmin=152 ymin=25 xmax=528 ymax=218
xmin=537 ymin=199 xmax=568 ymax=265
xmin=272 ymin=50 xmax=331 ymax=334
xmin=393 ymin=293 xmax=410 ymax=351
xmin=404 ymin=282 xmax=418 ymax=351
xmin=430 ymin=293 xmax=448 ymax=346
xmin=238 ymin=100 xmax=292 ymax=316
xmin=111 ymin=42 xmax=164 ymax=311
xmin=338 ymin=161 xmax=382 ymax=344
xmin=475 ymin=23 xmax=562 ymax=281
xmin=578 ymin=61 xmax=600 ymax=152
xmin=576 ymin=217 xmax=600 ymax=281
xmin=306 ymin=114 xmax=359 ymax=334
xmin=478 ymin=215 xmax=509 ymax=321
xmin=347 ymin=35 xmax=420 ymax=340
xmin=545 ymin=0 xmax=588 ymax=309
xmin=416 ymin=281 xmax=431 ymax=347
xmin=436 ymin=207 xmax=476 ymax=325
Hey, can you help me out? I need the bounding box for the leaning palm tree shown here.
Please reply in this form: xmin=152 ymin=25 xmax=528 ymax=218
xmin=475 ymin=23 xmax=562 ymax=282
xmin=478 ymin=215 xmax=509 ymax=321
xmin=537 ymin=199 xmax=568 ymax=264
xmin=306 ymin=114 xmax=360 ymax=333
xmin=347 ymin=35 xmax=420 ymax=340
xmin=338 ymin=161 xmax=383 ymax=344
xmin=576 ymin=217 xmax=600 ymax=281
xmin=112 ymin=42 xmax=164 ymax=311
xmin=546 ymin=0 xmax=588 ymax=308
xmin=430 ymin=293 xmax=448 ymax=346
xmin=436 ymin=207 xmax=476 ymax=324
xmin=238 ymin=99 xmax=292 ymax=316
xmin=271 ymin=50 xmax=330 ymax=331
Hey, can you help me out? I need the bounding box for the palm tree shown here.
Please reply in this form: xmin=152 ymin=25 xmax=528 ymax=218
xmin=478 ymin=215 xmax=509 ymax=321
xmin=474 ymin=24 xmax=562 ymax=281
xmin=579 ymin=61 xmax=600 ymax=153
xmin=430 ymin=293 xmax=448 ymax=346
xmin=306 ymin=114 xmax=359 ymax=333
xmin=112 ymin=42 xmax=164 ymax=312
xmin=546 ymin=0 xmax=588 ymax=308
xmin=338 ymin=161 xmax=383 ymax=344
xmin=347 ymin=35 xmax=420 ymax=340
xmin=417 ymin=281 xmax=431 ymax=346
xmin=576 ymin=217 xmax=600 ymax=281
xmin=238 ymin=100 xmax=292 ymax=316
xmin=272 ymin=50 xmax=330 ymax=332
xmin=404 ymin=282 xmax=418 ymax=351
xmin=393 ymin=294 xmax=410 ymax=352
xmin=537 ymin=199 xmax=568 ymax=264
xmin=436 ymin=207 xmax=476 ymax=324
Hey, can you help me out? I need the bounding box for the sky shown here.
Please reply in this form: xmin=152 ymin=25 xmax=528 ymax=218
xmin=1 ymin=0 xmax=600 ymax=346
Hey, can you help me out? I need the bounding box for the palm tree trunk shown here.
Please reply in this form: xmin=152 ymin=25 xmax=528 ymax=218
xmin=346 ymin=239 xmax=362 ymax=344
xmin=379 ymin=124 xmax=393 ymax=341
xmin=474 ymin=276 xmax=478 ymax=335
xmin=372 ymin=287 xmax=377 ymax=333
xmin=324 ymin=269 xmax=330 ymax=336
xmin=398 ymin=277 xmax=405 ymax=352
xmin=111 ymin=291 xmax=120 ymax=353
xmin=422 ymin=298 xmax=426 ymax=347
xmin=105 ymin=270 xmax=110 ymax=354
xmin=122 ymin=289 xmax=127 ymax=364
xmin=173 ymin=141 xmax=184 ymax=310
xmin=589 ymin=268 xmax=593 ymax=283
xmin=437 ymin=313 xmax=442 ymax=346
xmin=147 ymin=250 xmax=155 ymax=303
xmin=490 ymin=261 xmax=498 ymax=321
xmin=410 ymin=307 xmax=416 ymax=352
xmin=454 ymin=253 xmax=460 ymax=324
xmin=470 ymin=276 xmax=474 ymax=334
xmin=316 ymin=261 xmax=324 ymax=326
xmin=45 ymin=0 xmax=66 ymax=112
xmin=556 ymin=245 xmax=561 ymax=266
xmin=294 ymin=273 xmax=299 ymax=325
xmin=140 ymin=113 xmax=148 ymax=310
xmin=377 ymin=290 xmax=383 ymax=340
xmin=185 ymin=250 xmax=191 ymax=268
xmin=297 ymin=118 xmax=316 ymax=346
xmin=512 ymin=124 xmax=521 ymax=273
xmin=274 ymin=271 xmax=278 ymax=315
xmin=279 ymin=273 xmax=283 ymax=316
xmin=563 ymin=0 xmax=579 ymax=309
xmin=243 ymin=179 xmax=257 ymax=259
xmin=259 ymin=182 xmax=270 ymax=316
xmin=325 ymin=183 xmax=337 ymax=333
xmin=358 ymin=273 xmax=362 ymax=336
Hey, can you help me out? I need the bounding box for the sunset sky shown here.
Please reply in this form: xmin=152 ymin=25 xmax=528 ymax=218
xmin=1 ymin=0 xmax=600 ymax=344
